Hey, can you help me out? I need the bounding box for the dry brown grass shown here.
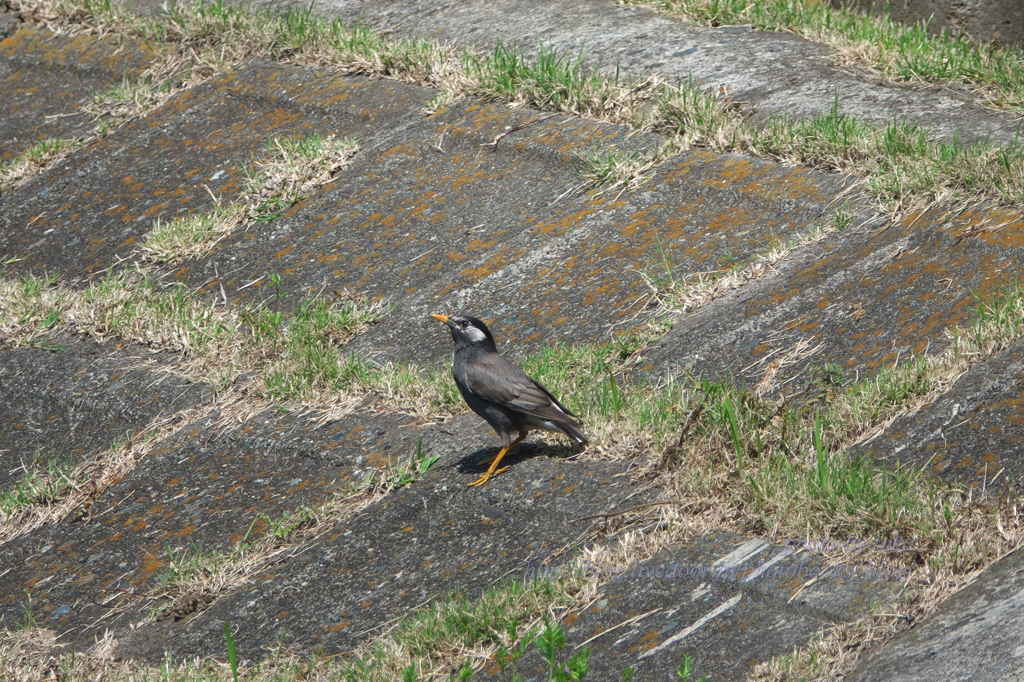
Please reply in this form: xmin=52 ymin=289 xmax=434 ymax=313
xmin=0 ymin=629 xmax=138 ymax=682
xmin=139 ymin=204 xmax=245 ymax=265
xmin=140 ymin=134 xmax=359 ymax=264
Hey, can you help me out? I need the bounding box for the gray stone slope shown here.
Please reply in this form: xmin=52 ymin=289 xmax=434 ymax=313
xmin=850 ymin=339 xmax=1024 ymax=490
xmin=849 ymin=547 xmax=1024 ymax=682
xmin=507 ymin=535 xmax=902 ymax=681
xmin=2 ymin=3 xmax=1024 ymax=679
xmin=122 ymin=426 xmax=657 ymax=665
xmin=308 ymin=0 xmax=1023 ymax=145
xmin=647 ymin=200 xmax=1024 ymax=393
xmin=0 ymin=26 xmax=156 ymax=160
xmin=0 ymin=57 xmax=435 ymax=281
xmin=0 ymin=339 xmax=210 ymax=488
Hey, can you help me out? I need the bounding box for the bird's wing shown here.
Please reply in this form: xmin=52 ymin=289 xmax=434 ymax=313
xmin=521 ymin=377 xmax=579 ymax=418
xmin=462 ymin=353 xmax=577 ymax=422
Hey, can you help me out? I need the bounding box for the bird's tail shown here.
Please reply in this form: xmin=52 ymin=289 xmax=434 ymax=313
xmin=557 ymin=418 xmax=588 ymax=444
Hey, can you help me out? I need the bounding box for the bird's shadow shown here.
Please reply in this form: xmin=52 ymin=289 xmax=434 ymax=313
xmin=456 ymin=441 xmax=576 ymax=476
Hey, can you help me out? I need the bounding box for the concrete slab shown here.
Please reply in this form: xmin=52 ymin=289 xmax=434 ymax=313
xmin=849 ymin=548 xmax=1024 ymax=682
xmin=296 ymin=0 xmax=1024 ymax=145
xmin=0 ymin=405 xmax=424 ymax=642
xmin=647 ymin=203 xmax=1024 ymax=389
xmin=0 ymin=60 xmax=434 ymax=280
xmin=0 ymin=339 xmax=210 ymax=488
xmin=182 ymin=97 xmax=849 ymax=363
xmin=0 ymin=25 xmax=157 ymax=159
xmin=118 ymin=422 xmax=656 ymax=663
xmin=851 ymin=339 xmax=1024 ymax=492
xmin=504 ymin=535 xmax=900 ymax=680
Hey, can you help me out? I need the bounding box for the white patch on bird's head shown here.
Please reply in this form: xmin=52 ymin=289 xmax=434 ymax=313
xmin=463 ymin=325 xmax=488 ymax=343
xmin=448 ymin=315 xmax=497 ymax=350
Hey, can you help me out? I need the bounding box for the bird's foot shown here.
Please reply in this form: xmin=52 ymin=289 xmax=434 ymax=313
xmin=466 ymin=466 xmax=509 ymax=487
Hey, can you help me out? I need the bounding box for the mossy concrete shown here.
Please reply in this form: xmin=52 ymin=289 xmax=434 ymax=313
xmin=0 ymin=56 xmax=434 ymax=281
xmin=120 ymin=415 xmax=658 ymax=664
xmin=302 ymin=0 xmax=1024 ymax=146
xmin=503 ymin=534 xmax=902 ymax=680
xmin=851 ymin=338 xmax=1024 ymax=491
xmin=181 ymin=98 xmax=847 ymax=361
xmin=2 ymin=4 xmax=1024 ymax=679
xmin=0 ymin=339 xmax=210 ymax=488
xmin=0 ymin=401 xmax=423 ymax=643
xmin=849 ymin=547 xmax=1024 ymax=682
xmin=0 ymin=25 xmax=157 ymax=160
xmin=648 ymin=202 xmax=1024 ymax=392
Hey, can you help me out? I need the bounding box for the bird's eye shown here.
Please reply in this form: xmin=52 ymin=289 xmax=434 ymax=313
xmin=459 ymin=320 xmax=468 ymax=327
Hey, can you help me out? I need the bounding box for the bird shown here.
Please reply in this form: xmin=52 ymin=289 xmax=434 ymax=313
xmin=431 ymin=313 xmax=588 ymax=487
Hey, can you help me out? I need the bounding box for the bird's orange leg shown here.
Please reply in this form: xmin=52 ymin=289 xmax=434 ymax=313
xmin=467 ymin=433 xmax=528 ymax=487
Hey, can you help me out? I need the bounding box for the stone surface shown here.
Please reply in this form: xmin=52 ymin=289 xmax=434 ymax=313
xmin=834 ymin=0 xmax=1024 ymax=49
xmin=0 ymin=25 xmax=157 ymax=159
xmin=119 ymin=426 xmax=658 ymax=663
xmin=180 ymin=98 xmax=849 ymax=363
xmin=295 ymin=0 xmax=1024 ymax=145
xmin=0 ymin=339 xmax=210 ymax=488
xmin=507 ymin=534 xmax=903 ymax=681
xmin=0 ymin=403 xmax=422 ymax=640
xmin=0 ymin=7 xmax=25 ymax=41
xmin=647 ymin=203 xmax=1024 ymax=392
xmin=849 ymin=547 xmax=1024 ymax=682
xmin=0 ymin=59 xmax=433 ymax=280
xmin=851 ymin=339 xmax=1024 ymax=491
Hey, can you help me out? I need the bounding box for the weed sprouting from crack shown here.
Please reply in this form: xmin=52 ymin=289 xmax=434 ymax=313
xmin=650 ymin=78 xmax=741 ymax=150
xmin=639 ymin=220 xmax=840 ymax=318
xmin=140 ymin=204 xmax=244 ymax=264
xmin=148 ymin=475 xmax=387 ymax=625
xmin=574 ymin=144 xmax=661 ymax=196
xmin=388 ymin=438 xmax=441 ymax=489
xmin=0 ymin=450 xmax=77 ymax=521
xmin=241 ymin=134 xmax=360 ymax=222
xmin=85 ymin=73 xmax=165 ymax=127
xmin=746 ymin=97 xmax=1024 ymax=210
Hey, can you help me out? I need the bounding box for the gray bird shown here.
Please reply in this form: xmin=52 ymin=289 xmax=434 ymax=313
xmin=432 ymin=314 xmax=588 ymax=487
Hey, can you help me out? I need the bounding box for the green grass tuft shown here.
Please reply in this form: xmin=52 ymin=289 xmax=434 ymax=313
xmin=0 ymin=450 xmax=76 ymax=521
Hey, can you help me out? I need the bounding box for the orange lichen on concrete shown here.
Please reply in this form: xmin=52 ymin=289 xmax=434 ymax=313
xmin=141 ymin=551 xmax=166 ymax=579
xmin=175 ymin=523 xmax=198 ymax=537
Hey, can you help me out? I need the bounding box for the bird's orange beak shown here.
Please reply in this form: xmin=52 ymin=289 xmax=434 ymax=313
xmin=431 ymin=314 xmax=451 ymax=324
